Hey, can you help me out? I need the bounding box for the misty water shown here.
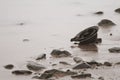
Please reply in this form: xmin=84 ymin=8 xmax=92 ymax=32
xmin=0 ymin=0 xmax=120 ymax=80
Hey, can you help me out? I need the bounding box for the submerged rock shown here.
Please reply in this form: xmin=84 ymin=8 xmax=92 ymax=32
xmin=36 ymin=54 xmax=46 ymax=60
xmin=73 ymin=62 xmax=91 ymax=69
xmin=71 ymin=73 xmax=91 ymax=79
xmin=4 ymin=64 xmax=14 ymax=69
xmin=26 ymin=61 xmax=45 ymax=71
xmin=35 ymin=69 xmax=76 ymax=79
xmin=94 ymin=11 xmax=103 ymax=15
xmin=50 ymin=49 xmax=71 ymax=58
xmin=115 ymin=8 xmax=120 ymax=13
xmin=98 ymin=19 xmax=116 ymax=26
xmin=71 ymin=26 xmax=99 ymax=44
xmin=108 ymin=47 xmax=120 ymax=53
xmin=73 ymin=57 xmax=83 ymax=63
xmin=12 ymin=70 xmax=32 ymax=75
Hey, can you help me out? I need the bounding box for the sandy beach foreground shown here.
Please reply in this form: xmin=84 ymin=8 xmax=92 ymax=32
xmin=0 ymin=0 xmax=120 ymax=80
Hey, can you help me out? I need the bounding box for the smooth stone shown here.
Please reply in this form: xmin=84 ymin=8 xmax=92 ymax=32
xmin=50 ymin=49 xmax=71 ymax=58
xmin=115 ymin=8 xmax=120 ymax=13
xmin=98 ymin=76 xmax=104 ymax=80
xmin=94 ymin=11 xmax=103 ymax=15
xmin=59 ymin=61 xmax=71 ymax=65
xmin=4 ymin=64 xmax=14 ymax=69
xmin=71 ymin=73 xmax=91 ymax=79
xmin=12 ymin=70 xmax=32 ymax=75
xmin=36 ymin=54 xmax=46 ymax=60
xmin=26 ymin=61 xmax=45 ymax=71
xmin=98 ymin=19 xmax=116 ymax=26
xmin=73 ymin=62 xmax=91 ymax=69
xmin=73 ymin=57 xmax=83 ymax=63
xmin=108 ymin=47 xmax=120 ymax=53
xmin=104 ymin=62 xmax=112 ymax=66
xmin=87 ymin=60 xmax=102 ymax=66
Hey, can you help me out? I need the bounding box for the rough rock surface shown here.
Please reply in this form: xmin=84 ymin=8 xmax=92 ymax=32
xmin=50 ymin=49 xmax=71 ymax=58
xmin=98 ymin=19 xmax=116 ymax=26
xmin=26 ymin=61 xmax=45 ymax=71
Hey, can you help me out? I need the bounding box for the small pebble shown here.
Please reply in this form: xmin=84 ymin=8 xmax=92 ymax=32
xmin=4 ymin=64 xmax=14 ymax=69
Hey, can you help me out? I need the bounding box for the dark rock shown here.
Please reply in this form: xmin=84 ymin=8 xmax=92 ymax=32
xmin=52 ymin=64 xmax=57 ymax=66
xmin=115 ymin=62 xmax=120 ymax=65
xmin=59 ymin=61 xmax=71 ymax=65
xmin=4 ymin=64 xmax=14 ymax=69
xmin=110 ymin=33 xmax=112 ymax=36
xmin=98 ymin=76 xmax=104 ymax=80
xmin=115 ymin=8 xmax=120 ymax=13
xmin=18 ymin=22 xmax=25 ymax=26
xmin=23 ymin=39 xmax=29 ymax=42
xmin=71 ymin=73 xmax=91 ymax=79
xmin=108 ymin=47 xmax=120 ymax=53
xmin=38 ymin=69 xmax=77 ymax=79
xmin=98 ymin=19 xmax=116 ymax=26
xmin=104 ymin=62 xmax=112 ymax=66
xmin=95 ymin=38 xmax=102 ymax=43
xmin=26 ymin=61 xmax=45 ymax=71
xmin=87 ymin=60 xmax=102 ymax=66
xmin=12 ymin=70 xmax=32 ymax=75
xmin=73 ymin=57 xmax=83 ymax=63
xmin=36 ymin=54 xmax=46 ymax=60
xmin=73 ymin=62 xmax=91 ymax=69
xmin=94 ymin=11 xmax=103 ymax=15
xmin=71 ymin=26 xmax=99 ymax=44
xmin=50 ymin=49 xmax=71 ymax=58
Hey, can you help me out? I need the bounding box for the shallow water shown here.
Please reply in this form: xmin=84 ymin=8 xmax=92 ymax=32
xmin=0 ymin=0 xmax=120 ymax=80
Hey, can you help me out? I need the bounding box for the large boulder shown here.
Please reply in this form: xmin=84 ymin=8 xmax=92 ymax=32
xmin=98 ymin=19 xmax=116 ymax=26
xmin=50 ymin=49 xmax=71 ymax=58
xmin=71 ymin=26 xmax=99 ymax=44
xmin=26 ymin=61 xmax=45 ymax=71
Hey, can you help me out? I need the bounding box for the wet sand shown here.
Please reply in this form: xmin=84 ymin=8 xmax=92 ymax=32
xmin=0 ymin=0 xmax=120 ymax=80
